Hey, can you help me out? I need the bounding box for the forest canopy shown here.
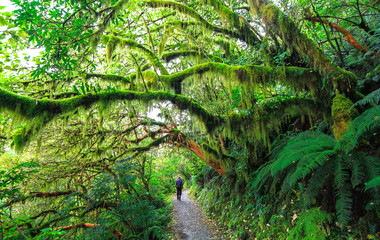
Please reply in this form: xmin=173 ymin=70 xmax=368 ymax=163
xmin=0 ymin=0 xmax=379 ymax=239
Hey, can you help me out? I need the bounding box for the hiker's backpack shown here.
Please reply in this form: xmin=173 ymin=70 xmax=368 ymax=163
xmin=176 ymin=179 xmax=182 ymax=188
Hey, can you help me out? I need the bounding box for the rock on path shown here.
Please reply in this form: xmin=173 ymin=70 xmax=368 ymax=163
xmin=171 ymin=189 xmax=224 ymax=240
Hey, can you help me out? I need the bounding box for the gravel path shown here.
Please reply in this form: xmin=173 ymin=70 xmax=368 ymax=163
xmin=171 ymin=189 xmax=224 ymax=240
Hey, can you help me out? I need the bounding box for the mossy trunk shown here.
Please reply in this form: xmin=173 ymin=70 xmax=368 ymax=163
xmin=331 ymin=94 xmax=358 ymax=140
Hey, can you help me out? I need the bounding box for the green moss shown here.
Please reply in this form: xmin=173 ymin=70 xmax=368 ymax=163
xmin=0 ymin=88 xmax=221 ymax=135
xmin=85 ymin=73 xmax=131 ymax=84
xmin=144 ymin=0 xmax=251 ymax=44
xmin=203 ymin=0 xmax=260 ymax=44
xmin=161 ymin=50 xmax=223 ymax=63
xmin=251 ymin=1 xmax=357 ymax=93
xmin=102 ymin=35 xmax=169 ymax=75
xmin=331 ymin=94 xmax=358 ymax=140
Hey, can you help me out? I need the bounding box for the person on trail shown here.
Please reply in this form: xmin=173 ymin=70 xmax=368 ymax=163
xmin=175 ymin=177 xmax=184 ymax=200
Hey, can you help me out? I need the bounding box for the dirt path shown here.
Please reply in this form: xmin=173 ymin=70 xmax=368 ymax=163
xmin=170 ymin=189 xmax=225 ymax=240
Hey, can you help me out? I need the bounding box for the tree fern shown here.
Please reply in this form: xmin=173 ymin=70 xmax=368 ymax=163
xmin=289 ymin=149 xmax=336 ymax=187
xmin=353 ymin=89 xmax=380 ymax=107
xmin=302 ymin=163 xmax=333 ymax=208
xmin=271 ymin=131 xmax=336 ymax=176
xmin=334 ymin=183 xmax=353 ymax=227
xmin=365 ymin=176 xmax=380 ymax=191
xmin=337 ymin=105 xmax=380 ymax=153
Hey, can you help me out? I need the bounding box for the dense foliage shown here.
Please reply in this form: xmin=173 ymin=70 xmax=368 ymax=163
xmin=0 ymin=0 xmax=379 ymax=239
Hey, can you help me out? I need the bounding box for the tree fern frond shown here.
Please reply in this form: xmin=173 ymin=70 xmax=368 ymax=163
xmin=346 ymin=152 xmax=366 ymax=188
xmin=251 ymin=163 xmax=273 ymax=192
xmin=271 ymin=131 xmax=336 ymax=176
xmin=365 ymin=176 xmax=380 ymax=191
xmin=337 ymin=106 xmax=380 ymax=153
xmin=353 ymin=88 xmax=380 ymax=107
xmin=289 ymin=150 xmax=336 ymax=187
xmin=361 ymin=155 xmax=380 ymax=181
xmin=334 ymin=157 xmax=349 ymax=189
xmin=335 ymin=183 xmax=353 ymax=227
xmin=303 ymin=163 xmax=333 ymax=208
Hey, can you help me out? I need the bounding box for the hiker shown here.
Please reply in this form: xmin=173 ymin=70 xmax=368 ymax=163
xmin=175 ymin=177 xmax=184 ymax=200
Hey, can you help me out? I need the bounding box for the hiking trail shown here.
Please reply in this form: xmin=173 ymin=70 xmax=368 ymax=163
xmin=170 ymin=189 xmax=225 ymax=240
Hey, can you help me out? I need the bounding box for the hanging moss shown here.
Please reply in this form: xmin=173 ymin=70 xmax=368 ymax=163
xmin=144 ymin=0 xmax=250 ymax=44
xmin=106 ymin=35 xmax=116 ymax=63
xmin=222 ymin=97 xmax=329 ymax=151
xmin=203 ymin=0 xmax=260 ymax=44
xmin=161 ymin=50 xmax=223 ymax=63
xmin=102 ymin=35 xmax=169 ymax=75
xmin=0 ymin=88 xmax=221 ymax=134
xmin=156 ymin=62 xmax=324 ymax=98
xmin=331 ymin=94 xmax=358 ymax=140
xmin=150 ymin=20 xmax=197 ymax=33
xmin=85 ymin=73 xmax=132 ymax=84
xmin=249 ymin=0 xmax=357 ymax=93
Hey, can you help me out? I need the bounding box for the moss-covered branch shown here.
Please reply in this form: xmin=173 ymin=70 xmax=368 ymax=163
xmin=248 ymin=0 xmax=357 ymax=92
xmin=0 ymin=88 xmax=220 ymax=131
xmin=223 ymin=97 xmax=330 ymax=152
xmin=161 ymin=50 xmax=223 ymax=62
xmin=101 ymin=35 xmax=169 ymax=75
xmin=143 ymin=0 xmax=254 ymax=44
xmin=204 ymin=0 xmax=260 ymax=44
xmin=85 ymin=73 xmax=132 ymax=84
xmin=145 ymin=62 xmax=325 ymax=97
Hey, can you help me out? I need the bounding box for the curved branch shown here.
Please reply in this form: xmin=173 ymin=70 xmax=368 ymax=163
xmin=161 ymin=50 xmax=223 ymax=62
xmin=0 ymin=190 xmax=79 ymax=209
xmin=305 ymin=16 xmax=378 ymax=56
xmin=144 ymin=0 xmax=256 ymax=44
xmin=248 ymin=0 xmax=357 ymax=93
xmin=0 ymin=88 xmax=220 ymax=131
xmin=85 ymin=73 xmax=132 ymax=84
xmin=204 ymin=0 xmax=261 ymax=43
xmin=101 ymin=35 xmax=169 ymax=75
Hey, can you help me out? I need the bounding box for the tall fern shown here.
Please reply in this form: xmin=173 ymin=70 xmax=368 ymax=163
xmin=253 ymin=105 xmax=380 ymax=227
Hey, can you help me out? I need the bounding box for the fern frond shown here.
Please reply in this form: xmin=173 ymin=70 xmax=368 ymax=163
xmin=353 ymin=88 xmax=380 ymax=107
xmin=337 ymin=105 xmax=380 ymax=153
xmin=289 ymin=149 xmax=336 ymax=187
xmin=334 ymin=157 xmax=349 ymax=189
xmin=346 ymin=152 xmax=366 ymax=188
xmin=303 ymin=163 xmax=333 ymax=208
xmin=251 ymin=163 xmax=273 ymax=192
xmin=365 ymin=176 xmax=380 ymax=191
xmin=289 ymin=208 xmax=332 ymax=240
xmin=335 ymin=183 xmax=353 ymax=227
xmin=361 ymin=155 xmax=380 ymax=181
xmin=271 ymin=131 xmax=336 ymax=176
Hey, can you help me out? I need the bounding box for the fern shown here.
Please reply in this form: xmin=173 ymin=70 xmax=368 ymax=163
xmin=302 ymin=163 xmax=333 ymax=208
xmin=365 ymin=176 xmax=380 ymax=191
xmin=289 ymin=149 xmax=336 ymax=187
xmin=353 ymin=88 xmax=380 ymax=107
xmin=271 ymin=131 xmax=336 ymax=176
xmin=334 ymin=183 xmax=353 ymax=227
xmin=337 ymin=105 xmax=380 ymax=153
xmin=289 ymin=208 xmax=332 ymax=240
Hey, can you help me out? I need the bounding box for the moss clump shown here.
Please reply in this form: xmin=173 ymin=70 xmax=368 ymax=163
xmin=332 ymin=94 xmax=358 ymax=140
xmin=251 ymin=1 xmax=357 ymax=93
xmin=101 ymin=35 xmax=169 ymax=75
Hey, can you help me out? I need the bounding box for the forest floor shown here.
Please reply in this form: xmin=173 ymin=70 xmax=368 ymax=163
xmin=169 ymin=189 xmax=226 ymax=240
